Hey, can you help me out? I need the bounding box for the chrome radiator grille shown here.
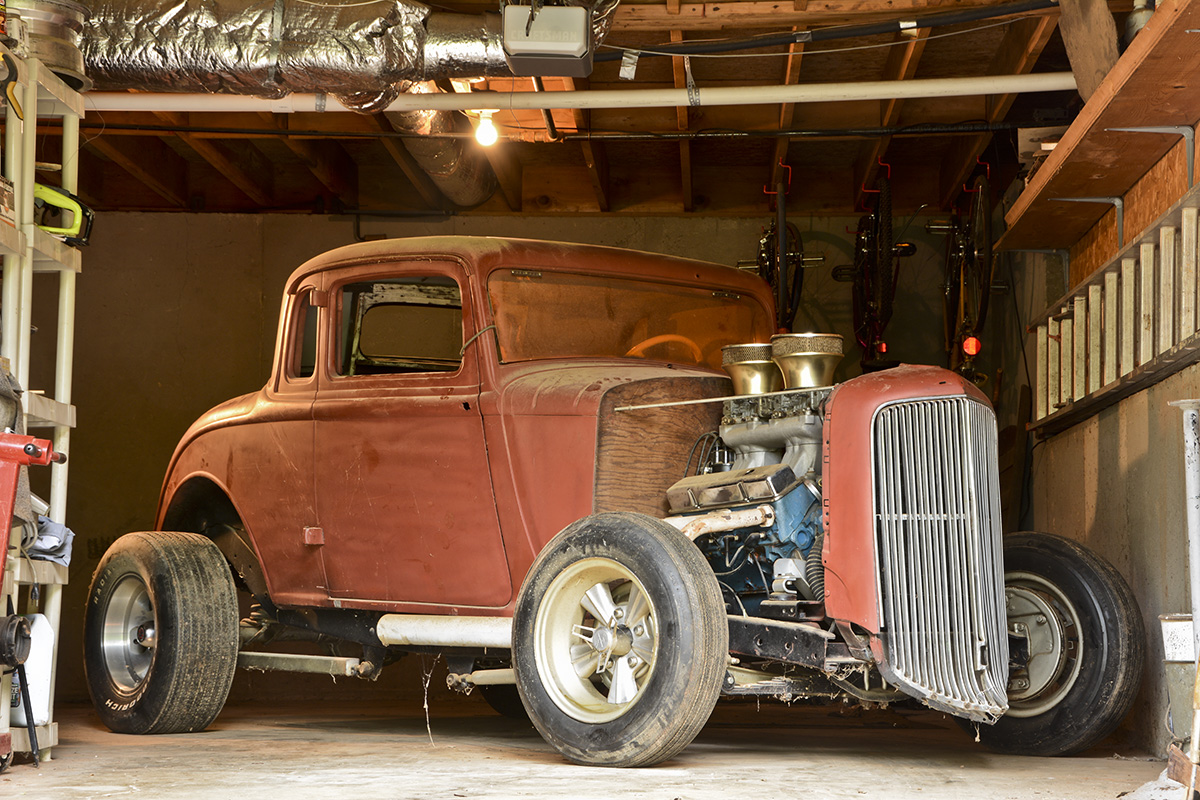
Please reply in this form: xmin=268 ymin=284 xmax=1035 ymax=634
xmin=873 ymin=396 xmax=1008 ymax=722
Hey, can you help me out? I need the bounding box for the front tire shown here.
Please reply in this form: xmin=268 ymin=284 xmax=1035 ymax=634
xmin=84 ymin=531 xmax=239 ymax=734
xmin=972 ymin=532 xmax=1145 ymax=756
xmin=513 ymin=512 xmax=728 ymax=767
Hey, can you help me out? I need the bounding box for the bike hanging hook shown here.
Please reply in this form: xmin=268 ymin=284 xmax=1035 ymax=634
xmin=763 ymin=159 xmax=793 ymax=196
xmin=962 ymin=158 xmax=991 ymax=193
xmin=861 ymin=158 xmax=892 ymax=195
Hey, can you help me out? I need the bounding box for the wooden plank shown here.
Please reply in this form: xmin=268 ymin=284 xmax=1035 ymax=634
xmin=1139 ymin=242 xmax=1156 ymax=365
xmin=938 ymin=14 xmax=1058 ymax=209
xmin=481 ymin=145 xmax=524 ymax=211
xmin=1060 ymin=307 xmax=1073 ymax=407
xmin=670 ymin=31 xmax=693 ymax=211
xmin=264 ymin=114 xmax=357 ymax=202
xmin=771 ymin=33 xmax=806 ymax=188
xmin=1088 ymin=284 xmax=1102 ymax=393
xmin=610 ymin=0 xmax=1075 ymax=32
xmin=1048 ymin=314 xmax=1061 ymax=409
xmin=1073 ymin=295 xmax=1088 ymax=401
xmin=1104 ymin=269 xmax=1118 ymax=385
xmin=154 ymin=111 xmax=273 ymax=206
xmin=87 ymin=135 xmax=187 ymax=207
xmin=1036 ymin=324 xmax=1049 ymax=419
xmin=854 ymin=29 xmax=929 ymax=210
xmin=370 ymin=115 xmax=450 ymax=211
xmin=1121 ymin=256 xmax=1135 ymax=375
xmin=1184 ymin=207 xmax=1199 ymax=339
xmin=1057 ymin=0 xmax=1121 ymax=101
xmin=1160 ymin=225 xmax=1178 ymax=354
xmin=563 ymin=77 xmax=610 ymax=212
xmin=1000 ymin=0 xmax=1200 ymax=252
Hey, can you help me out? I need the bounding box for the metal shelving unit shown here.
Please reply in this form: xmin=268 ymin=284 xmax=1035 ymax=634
xmin=0 ymin=51 xmax=81 ymax=762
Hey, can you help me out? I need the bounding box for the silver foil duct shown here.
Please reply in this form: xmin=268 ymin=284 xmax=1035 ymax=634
xmin=82 ymin=0 xmax=510 ymax=112
xmin=387 ymin=100 xmax=498 ymax=209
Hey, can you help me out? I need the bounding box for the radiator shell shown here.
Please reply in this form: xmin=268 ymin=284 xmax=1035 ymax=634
xmin=823 ymin=365 xmax=1008 ymax=721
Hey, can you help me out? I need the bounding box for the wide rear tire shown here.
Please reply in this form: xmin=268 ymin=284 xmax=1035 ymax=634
xmin=84 ymin=531 xmax=239 ymax=734
xmin=513 ymin=512 xmax=728 ymax=767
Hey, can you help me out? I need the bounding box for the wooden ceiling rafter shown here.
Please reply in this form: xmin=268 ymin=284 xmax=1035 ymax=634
xmin=670 ymin=29 xmax=694 ymax=211
xmin=768 ymin=30 xmax=806 ymax=193
xmin=153 ymin=111 xmax=274 ymax=206
xmin=936 ymin=13 xmax=1059 ymax=209
xmin=86 ymin=134 xmax=189 ymax=208
xmin=260 ymin=113 xmax=358 ymax=206
xmin=563 ymin=77 xmax=611 ymax=211
xmin=368 ymin=114 xmax=452 ymax=212
xmin=852 ymin=28 xmax=930 ymax=210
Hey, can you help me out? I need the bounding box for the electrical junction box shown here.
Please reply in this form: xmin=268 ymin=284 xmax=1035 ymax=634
xmin=502 ymin=5 xmax=592 ymax=77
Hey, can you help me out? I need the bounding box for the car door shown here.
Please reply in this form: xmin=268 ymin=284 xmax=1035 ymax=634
xmin=312 ymin=261 xmax=513 ymax=609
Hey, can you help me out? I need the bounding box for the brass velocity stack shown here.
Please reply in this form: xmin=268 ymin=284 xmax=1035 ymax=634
xmin=721 ymin=343 xmax=783 ymax=396
xmin=771 ymin=333 xmax=843 ymax=389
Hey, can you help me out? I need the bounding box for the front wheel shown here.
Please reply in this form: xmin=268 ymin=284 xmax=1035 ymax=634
xmin=513 ymin=512 xmax=728 ymax=767
xmin=84 ymin=531 xmax=239 ymax=734
xmin=970 ymin=532 xmax=1145 ymax=756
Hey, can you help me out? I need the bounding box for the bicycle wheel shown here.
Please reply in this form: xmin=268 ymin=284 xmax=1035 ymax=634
xmin=851 ymin=215 xmax=873 ymax=353
xmin=941 ymin=214 xmax=963 ymax=359
xmin=961 ymin=174 xmax=993 ymax=336
xmin=872 ymin=176 xmax=894 ymax=330
xmin=759 ymin=221 xmax=805 ymax=330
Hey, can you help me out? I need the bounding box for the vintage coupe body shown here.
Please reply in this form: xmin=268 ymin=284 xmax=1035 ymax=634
xmin=85 ymin=237 xmax=1144 ymax=767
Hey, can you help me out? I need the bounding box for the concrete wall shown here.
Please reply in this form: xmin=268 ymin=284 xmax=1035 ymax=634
xmin=43 ymin=211 xmax=978 ymax=710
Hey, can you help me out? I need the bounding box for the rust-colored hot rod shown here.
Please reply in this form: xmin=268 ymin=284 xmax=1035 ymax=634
xmin=85 ymin=237 xmax=1143 ymax=766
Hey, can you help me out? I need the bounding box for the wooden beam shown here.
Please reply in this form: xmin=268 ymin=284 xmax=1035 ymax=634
xmin=853 ymin=29 xmax=929 ymax=209
xmin=481 ymin=145 xmax=524 ymax=211
xmin=670 ymin=31 xmax=693 ymax=211
xmin=153 ymin=111 xmax=273 ymax=206
xmin=1058 ymin=0 xmax=1120 ymax=101
xmin=564 ymin=77 xmax=610 ymax=211
xmin=262 ymin=113 xmax=358 ymax=204
xmin=770 ymin=32 xmax=807 ymax=189
xmin=938 ymin=14 xmax=1058 ymax=209
xmin=610 ymin=0 xmax=1087 ymax=32
xmin=87 ymin=134 xmax=187 ymax=207
xmin=368 ymin=114 xmax=450 ymax=211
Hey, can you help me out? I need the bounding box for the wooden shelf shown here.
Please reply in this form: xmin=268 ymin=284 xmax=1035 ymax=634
xmin=0 ymin=222 xmax=22 ymax=258
xmin=23 ymin=392 xmax=75 ymax=428
xmin=31 ymin=227 xmax=81 ymax=272
xmin=998 ymin=0 xmax=1200 ymax=253
xmin=10 ymin=722 xmax=57 ymax=753
xmin=7 ymin=557 xmax=68 ymax=586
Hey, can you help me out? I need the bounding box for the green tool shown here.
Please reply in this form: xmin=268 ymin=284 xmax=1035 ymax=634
xmin=33 ymin=183 xmax=93 ymax=246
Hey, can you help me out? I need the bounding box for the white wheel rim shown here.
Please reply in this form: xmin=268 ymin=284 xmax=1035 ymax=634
xmin=102 ymin=574 xmax=157 ymax=693
xmin=1004 ymin=570 xmax=1084 ymax=718
xmin=533 ymin=557 xmax=658 ymax=724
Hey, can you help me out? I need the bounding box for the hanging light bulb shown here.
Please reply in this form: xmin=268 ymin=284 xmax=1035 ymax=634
xmin=475 ymin=110 xmax=499 ymax=147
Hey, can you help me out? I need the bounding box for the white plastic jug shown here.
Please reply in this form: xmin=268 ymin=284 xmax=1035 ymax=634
xmin=10 ymin=613 xmax=52 ymax=727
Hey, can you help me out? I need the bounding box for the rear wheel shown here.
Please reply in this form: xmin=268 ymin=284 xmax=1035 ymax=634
xmin=969 ymin=532 xmax=1144 ymax=756
xmin=513 ymin=512 xmax=728 ymax=767
xmin=84 ymin=531 xmax=239 ymax=734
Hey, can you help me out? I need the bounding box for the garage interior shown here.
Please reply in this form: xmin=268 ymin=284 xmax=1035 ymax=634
xmin=1 ymin=0 xmax=1199 ymax=795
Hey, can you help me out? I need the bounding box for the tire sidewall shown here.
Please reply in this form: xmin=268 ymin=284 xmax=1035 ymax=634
xmin=513 ymin=513 xmax=724 ymax=766
xmin=981 ymin=532 xmax=1144 ymax=755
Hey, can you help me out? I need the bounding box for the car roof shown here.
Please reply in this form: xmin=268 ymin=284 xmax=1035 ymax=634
xmin=284 ymin=235 xmax=774 ymax=304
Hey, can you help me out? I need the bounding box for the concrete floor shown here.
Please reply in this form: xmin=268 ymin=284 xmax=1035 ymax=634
xmin=0 ymin=698 xmax=1173 ymax=800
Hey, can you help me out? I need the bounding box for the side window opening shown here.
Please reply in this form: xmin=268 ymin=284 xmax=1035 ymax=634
xmin=291 ymin=292 xmax=318 ymax=380
xmin=338 ymin=277 xmax=463 ymax=376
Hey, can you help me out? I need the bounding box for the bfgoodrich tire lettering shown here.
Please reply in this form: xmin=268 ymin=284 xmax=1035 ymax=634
xmin=513 ymin=512 xmax=728 ymax=767
xmin=971 ymin=532 xmax=1145 ymax=756
xmin=84 ymin=531 xmax=239 ymax=734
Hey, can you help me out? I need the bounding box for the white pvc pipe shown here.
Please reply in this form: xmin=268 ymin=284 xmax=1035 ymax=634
xmin=375 ymin=613 xmax=513 ymax=649
xmin=84 ymin=71 xmax=1077 ymax=114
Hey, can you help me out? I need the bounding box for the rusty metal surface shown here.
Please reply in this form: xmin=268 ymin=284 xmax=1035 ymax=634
xmin=156 ymin=236 xmax=773 ymax=617
xmin=821 ymin=365 xmax=989 ymax=633
xmin=727 ymin=616 xmax=829 ymax=668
